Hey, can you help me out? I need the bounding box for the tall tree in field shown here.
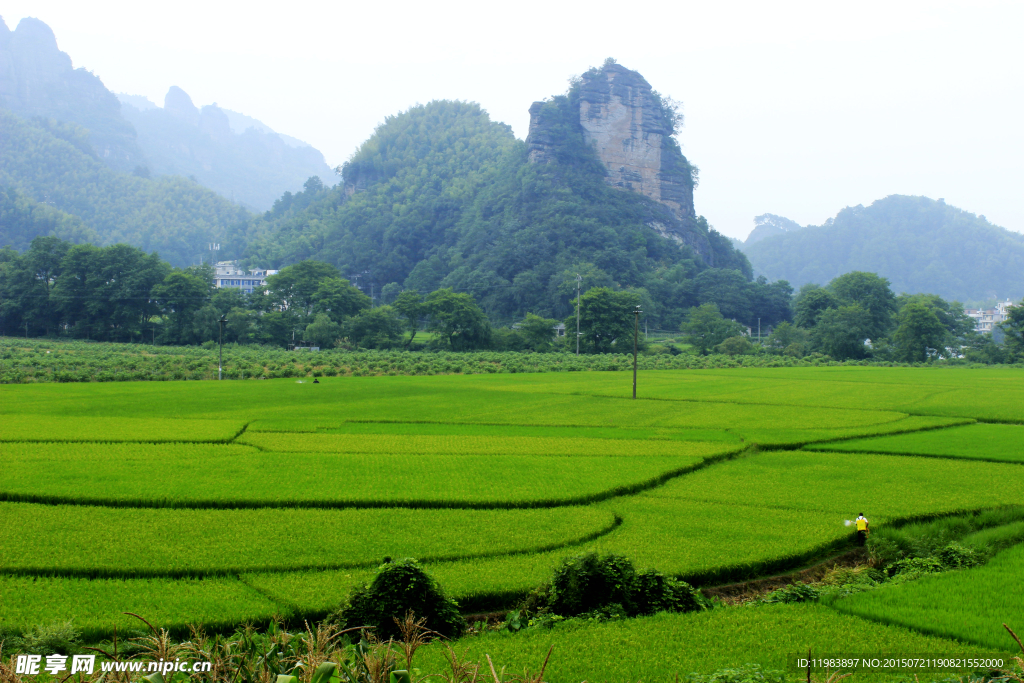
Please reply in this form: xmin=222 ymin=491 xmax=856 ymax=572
xmin=680 ymin=303 xmax=744 ymax=355
xmin=424 ymin=288 xmax=491 ymax=350
xmin=519 ymin=313 xmax=560 ymax=352
xmin=392 ymin=290 xmax=427 ymax=347
xmin=151 ymin=266 xmax=214 ymax=344
xmin=570 ymin=287 xmax=643 ymax=354
xmin=827 ymin=271 xmax=897 ymax=340
xmin=264 ymin=260 xmax=341 ymax=319
xmin=999 ymin=300 xmax=1024 ymax=360
xmin=891 ymin=302 xmax=947 ymax=362
xmin=794 ymin=285 xmax=840 ymax=329
xmin=312 ymin=277 xmax=372 ymax=323
xmin=812 ymin=304 xmax=872 ymax=360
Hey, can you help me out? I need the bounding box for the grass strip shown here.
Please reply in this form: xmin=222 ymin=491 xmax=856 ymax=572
xmin=0 ymin=502 xmax=619 ymax=578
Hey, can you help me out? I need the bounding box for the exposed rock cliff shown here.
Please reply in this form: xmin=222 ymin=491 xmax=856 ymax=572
xmin=527 ymin=62 xmax=713 ymax=263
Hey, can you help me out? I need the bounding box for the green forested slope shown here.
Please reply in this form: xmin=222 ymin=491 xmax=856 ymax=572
xmin=0 ymin=185 xmax=97 ymax=251
xmin=0 ymin=110 xmax=251 ymax=265
xmin=743 ymin=195 xmax=1024 ymax=302
xmin=247 ymin=97 xmax=754 ymax=327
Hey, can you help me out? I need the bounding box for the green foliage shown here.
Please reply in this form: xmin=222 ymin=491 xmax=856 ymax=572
xmin=764 ymin=321 xmax=808 ymax=356
xmin=744 ymin=195 xmax=1024 ymax=304
xmin=1000 ymin=299 xmax=1024 ymax=358
xmin=338 ymin=559 xmax=466 ymax=640
xmin=424 ymin=288 xmax=491 ymax=350
xmin=684 ymin=664 xmax=787 ymax=683
xmin=518 ymin=313 xmax=561 ymax=352
xmin=0 ymin=185 xmax=97 ymax=251
xmin=0 ymin=110 xmax=250 ymax=267
xmin=680 ymin=303 xmax=744 ymax=355
xmin=568 ymin=287 xmax=643 ymax=353
xmin=827 ymin=271 xmax=898 ymax=340
xmin=245 ymin=96 xmax=757 ymax=329
xmin=343 ymin=306 xmax=404 ymax=349
xmin=540 ymin=552 xmax=704 ymax=619
xmin=19 ymin=620 xmax=83 ymax=655
xmin=811 ymin=304 xmax=872 ymax=360
xmin=793 ymin=285 xmax=839 ymax=329
xmin=304 ymin=312 xmax=342 ymax=348
xmin=715 ymin=336 xmax=753 ymax=356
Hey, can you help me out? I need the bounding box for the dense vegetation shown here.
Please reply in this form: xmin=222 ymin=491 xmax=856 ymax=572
xmin=736 ymin=270 xmax=1024 ymax=363
xmin=743 ymin=195 xmax=1024 ymax=304
xmin=0 ymin=111 xmax=251 ymax=266
xmin=244 ymin=95 xmax=764 ymax=330
xmin=0 ymin=186 xmax=97 ymax=251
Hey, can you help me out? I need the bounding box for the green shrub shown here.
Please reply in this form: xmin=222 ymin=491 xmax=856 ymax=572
xmin=20 ymin=620 xmax=83 ymax=655
xmin=549 ymin=552 xmax=636 ymax=617
xmin=886 ymin=556 xmax=943 ymax=578
xmin=936 ymin=542 xmax=981 ymax=569
xmin=760 ymin=583 xmax=820 ymax=604
xmin=544 ymin=553 xmax=705 ymax=619
xmin=337 ymin=558 xmax=465 ymax=640
xmin=685 ymin=664 xmax=787 ymax=683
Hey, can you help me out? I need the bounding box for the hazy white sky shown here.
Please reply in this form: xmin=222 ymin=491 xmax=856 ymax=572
xmin=5 ymin=0 xmax=1023 ymax=239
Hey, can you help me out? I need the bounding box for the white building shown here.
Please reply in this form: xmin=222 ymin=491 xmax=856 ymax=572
xmin=965 ymin=299 xmax=1018 ymax=333
xmin=214 ymin=261 xmax=277 ymax=295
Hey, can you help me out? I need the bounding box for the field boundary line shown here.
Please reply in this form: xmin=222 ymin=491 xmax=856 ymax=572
xmin=235 ymin=572 xmax=302 ymax=617
xmin=0 ymin=514 xmax=624 ymax=580
xmin=801 ymin=447 xmax=1024 ymax=466
xmin=0 ymin=439 xmax=250 ymax=445
xmin=756 ymin=417 xmax=978 ymax=451
xmin=0 ymin=447 xmax=750 ymax=511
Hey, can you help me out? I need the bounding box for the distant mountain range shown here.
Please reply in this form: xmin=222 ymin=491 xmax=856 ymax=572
xmin=0 ymin=16 xmax=333 ymax=211
xmin=740 ymin=196 xmax=1024 ymax=304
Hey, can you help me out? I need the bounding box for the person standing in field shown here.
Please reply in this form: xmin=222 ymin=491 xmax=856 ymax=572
xmin=856 ymin=513 xmax=870 ymax=545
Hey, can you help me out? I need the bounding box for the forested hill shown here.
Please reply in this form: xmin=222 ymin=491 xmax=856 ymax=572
xmin=0 ymin=109 xmax=250 ymax=265
xmin=0 ymin=15 xmax=333 ymax=210
xmin=247 ymin=91 xmax=757 ymax=329
xmin=0 ymin=16 xmax=143 ymax=173
xmin=743 ymin=195 xmax=1024 ymax=303
xmin=0 ymin=185 xmax=97 ymax=251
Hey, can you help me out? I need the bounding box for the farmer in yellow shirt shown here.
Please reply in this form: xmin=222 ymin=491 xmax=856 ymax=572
xmin=855 ymin=513 xmax=870 ymax=546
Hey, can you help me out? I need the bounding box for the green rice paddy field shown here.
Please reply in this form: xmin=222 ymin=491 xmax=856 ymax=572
xmin=1 ymin=365 xmax=1023 ymax=679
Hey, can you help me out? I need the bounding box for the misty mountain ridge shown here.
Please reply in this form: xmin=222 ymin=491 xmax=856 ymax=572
xmin=116 ymin=92 xmax=317 ymax=150
xmin=742 ymin=195 xmax=1024 ymax=304
xmin=0 ymin=15 xmax=333 ymax=210
xmin=118 ymin=85 xmax=334 ymax=209
xmin=744 ymin=213 xmax=807 ymax=245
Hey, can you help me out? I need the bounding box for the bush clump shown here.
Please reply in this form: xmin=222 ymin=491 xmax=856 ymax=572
xmin=337 ymin=558 xmax=465 ymax=640
xmin=515 ymin=552 xmax=706 ymax=627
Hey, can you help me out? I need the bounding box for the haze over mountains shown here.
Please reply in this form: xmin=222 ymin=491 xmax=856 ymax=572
xmin=740 ymin=196 xmax=1024 ymax=304
xmin=1 ymin=15 xmax=1021 ymax=312
xmin=0 ymin=15 xmax=333 ymax=211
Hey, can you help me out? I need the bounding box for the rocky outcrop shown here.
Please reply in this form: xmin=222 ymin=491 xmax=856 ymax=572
xmin=527 ymin=63 xmax=712 ymax=263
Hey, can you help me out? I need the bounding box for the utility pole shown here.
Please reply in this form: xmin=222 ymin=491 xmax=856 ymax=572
xmin=218 ymin=315 xmax=227 ymax=380
xmin=633 ymin=305 xmax=642 ymax=399
xmin=575 ymin=273 xmax=582 ymax=356
xmin=758 ymin=318 xmax=761 ymax=344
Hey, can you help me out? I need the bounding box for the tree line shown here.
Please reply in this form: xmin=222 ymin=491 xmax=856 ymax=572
xmin=2 ymin=237 xmax=1021 ymax=362
xmin=678 ymin=271 xmax=1023 ymax=364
